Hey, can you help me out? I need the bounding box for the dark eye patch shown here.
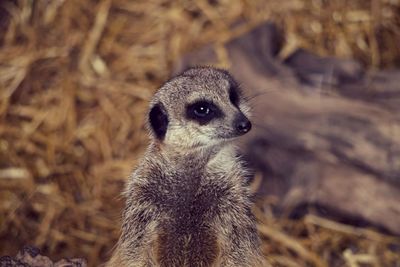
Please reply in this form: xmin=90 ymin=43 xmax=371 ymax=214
xmin=229 ymin=85 xmax=240 ymax=107
xmin=186 ymin=100 xmax=223 ymax=125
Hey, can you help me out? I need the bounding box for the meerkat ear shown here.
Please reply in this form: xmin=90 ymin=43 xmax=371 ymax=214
xmin=149 ymin=102 xmax=169 ymax=140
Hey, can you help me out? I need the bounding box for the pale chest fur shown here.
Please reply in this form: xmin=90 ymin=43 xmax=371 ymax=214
xmin=137 ymin=145 xmax=245 ymax=215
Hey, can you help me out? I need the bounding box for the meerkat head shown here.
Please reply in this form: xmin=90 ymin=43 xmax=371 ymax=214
xmin=147 ymin=67 xmax=251 ymax=149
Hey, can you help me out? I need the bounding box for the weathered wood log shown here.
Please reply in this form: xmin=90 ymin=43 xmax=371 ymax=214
xmin=174 ymin=22 xmax=400 ymax=235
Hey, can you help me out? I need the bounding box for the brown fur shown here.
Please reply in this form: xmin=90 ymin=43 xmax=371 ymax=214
xmin=156 ymin=223 xmax=220 ymax=267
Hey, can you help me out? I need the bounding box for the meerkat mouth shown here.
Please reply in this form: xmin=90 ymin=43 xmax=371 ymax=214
xmin=216 ymin=132 xmax=248 ymax=140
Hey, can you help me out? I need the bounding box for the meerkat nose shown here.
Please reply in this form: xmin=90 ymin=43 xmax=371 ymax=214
xmin=234 ymin=114 xmax=252 ymax=135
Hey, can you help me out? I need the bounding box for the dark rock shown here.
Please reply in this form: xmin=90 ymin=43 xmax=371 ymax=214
xmin=0 ymin=247 xmax=87 ymax=267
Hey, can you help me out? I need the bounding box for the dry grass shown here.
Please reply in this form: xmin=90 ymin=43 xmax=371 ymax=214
xmin=0 ymin=0 xmax=399 ymax=266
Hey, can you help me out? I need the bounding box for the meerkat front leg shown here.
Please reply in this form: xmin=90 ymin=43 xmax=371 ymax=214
xmin=107 ymin=203 xmax=160 ymax=267
xmin=213 ymin=212 xmax=265 ymax=267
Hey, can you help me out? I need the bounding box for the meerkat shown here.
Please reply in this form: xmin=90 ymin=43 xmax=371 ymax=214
xmin=107 ymin=67 xmax=265 ymax=267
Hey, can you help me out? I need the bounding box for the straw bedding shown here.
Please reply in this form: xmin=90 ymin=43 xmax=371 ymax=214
xmin=0 ymin=0 xmax=399 ymax=266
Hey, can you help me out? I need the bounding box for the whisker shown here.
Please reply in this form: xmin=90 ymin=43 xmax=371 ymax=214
xmin=252 ymin=123 xmax=271 ymax=131
xmin=244 ymin=88 xmax=281 ymax=102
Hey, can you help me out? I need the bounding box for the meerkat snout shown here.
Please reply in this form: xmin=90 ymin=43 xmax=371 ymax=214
xmin=233 ymin=112 xmax=252 ymax=135
xmin=147 ymin=67 xmax=252 ymax=148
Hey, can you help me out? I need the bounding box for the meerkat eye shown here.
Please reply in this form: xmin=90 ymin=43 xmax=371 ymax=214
xmin=229 ymin=85 xmax=240 ymax=107
xmin=186 ymin=100 xmax=223 ymax=125
xmin=194 ymin=104 xmax=210 ymax=117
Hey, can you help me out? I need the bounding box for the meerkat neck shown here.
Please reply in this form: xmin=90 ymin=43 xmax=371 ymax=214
xmin=149 ymin=140 xmax=231 ymax=164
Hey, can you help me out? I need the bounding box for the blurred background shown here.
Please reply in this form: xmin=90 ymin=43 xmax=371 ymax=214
xmin=0 ymin=0 xmax=400 ymax=266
